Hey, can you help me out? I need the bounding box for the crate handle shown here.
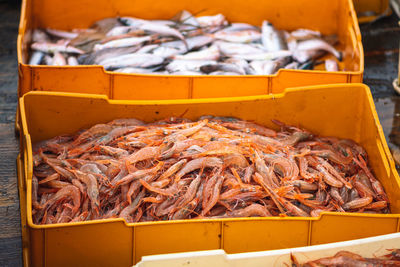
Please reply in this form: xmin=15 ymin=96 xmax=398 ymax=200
xmin=348 ymin=0 xmax=362 ymax=42
xmin=24 ymin=134 xmax=33 ymax=182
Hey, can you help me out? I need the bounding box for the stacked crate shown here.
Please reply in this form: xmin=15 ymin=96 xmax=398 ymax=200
xmin=16 ymin=0 xmax=400 ymax=266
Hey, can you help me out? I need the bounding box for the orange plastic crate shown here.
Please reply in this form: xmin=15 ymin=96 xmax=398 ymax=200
xmin=18 ymin=83 xmax=400 ymax=267
xmin=17 ymin=0 xmax=363 ymax=99
xmin=353 ymin=0 xmax=391 ymax=23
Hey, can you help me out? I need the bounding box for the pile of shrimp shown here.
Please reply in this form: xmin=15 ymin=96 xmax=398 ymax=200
xmin=291 ymin=249 xmax=400 ymax=266
xmin=31 ymin=116 xmax=390 ymax=224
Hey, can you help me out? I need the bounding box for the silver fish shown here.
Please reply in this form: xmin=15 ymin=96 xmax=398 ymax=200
xmin=46 ymin=29 xmax=79 ymax=39
xmin=213 ymin=29 xmax=261 ymax=43
xmin=325 ymin=59 xmax=339 ymax=71
xmin=106 ymin=26 xmax=135 ymax=37
xmin=119 ymin=17 xmax=146 ymax=27
xmin=293 ymin=39 xmax=342 ymax=62
xmin=173 ymin=45 xmax=220 ymax=60
xmin=261 ymin=21 xmax=287 ymax=52
xmin=200 ymin=63 xmax=246 ymax=75
xmin=67 ymin=56 xmax=79 ymax=66
xmin=223 ymin=23 xmax=258 ymax=32
xmin=113 ymin=67 xmax=160 ymax=74
xmin=231 ymin=50 xmax=292 ymax=61
xmin=99 ymin=53 xmax=164 ymax=70
xmin=94 ymin=36 xmax=152 ymax=51
xmin=250 ymin=60 xmax=276 ymax=75
xmin=173 ymin=10 xmax=199 ymax=26
xmin=52 ymin=52 xmax=67 ymax=66
xmin=208 ymin=71 xmax=240 ymax=75
xmin=28 ymin=51 xmax=44 ymax=65
xmin=197 ymin=14 xmax=227 ymax=27
xmin=32 ymin=29 xmax=50 ymax=43
xmin=216 ymin=41 xmax=264 ymax=56
xmin=290 ymin=29 xmax=321 ymax=40
xmin=28 ymin=12 xmax=343 ymax=75
xmin=136 ymin=44 xmax=158 ymax=54
xmin=166 ymin=60 xmax=217 ymax=72
xmin=162 ymin=35 xmax=214 ymax=52
xmin=171 ymin=70 xmax=204 ymax=75
xmin=139 ymin=22 xmax=185 ymax=42
xmin=284 ymin=61 xmax=300 ymax=69
xmin=224 ymin=58 xmax=253 ymax=74
xmin=79 ymin=46 xmax=140 ymax=65
xmin=31 ymin=42 xmax=85 ymax=54
xmin=149 ymin=20 xmax=176 ymax=27
xmin=152 ymin=46 xmax=183 ymax=58
xmin=43 ymin=55 xmax=53 ymax=65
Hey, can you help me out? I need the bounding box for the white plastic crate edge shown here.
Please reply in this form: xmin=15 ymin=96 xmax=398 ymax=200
xmin=134 ymin=232 xmax=400 ymax=267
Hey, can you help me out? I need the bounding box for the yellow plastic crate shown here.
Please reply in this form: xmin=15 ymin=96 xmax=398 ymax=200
xmin=353 ymin=0 xmax=391 ymax=23
xmin=17 ymin=0 xmax=363 ymax=99
xmin=17 ymin=83 xmax=400 ymax=266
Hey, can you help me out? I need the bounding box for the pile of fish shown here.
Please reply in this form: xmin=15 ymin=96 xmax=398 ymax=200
xmin=31 ymin=117 xmax=389 ymax=224
xmin=292 ymin=249 xmax=400 ymax=266
xmin=28 ymin=11 xmax=342 ymax=75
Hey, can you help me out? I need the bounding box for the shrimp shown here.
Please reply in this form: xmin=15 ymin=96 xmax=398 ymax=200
xmin=139 ymin=179 xmax=174 ymax=197
xmin=95 ymin=145 xmax=129 ymax=158
xmin=43 ymin=185 xmax=81 ymax=214
xmin=125 ymin=146 xmax=161 ymax=166
xmin=171 ymin=197 xmax=199 ymax=220
xmin=177 ymin=174 xmax=202 ymax=207
xmin=158 ymin=159 xmax=187 ymax=180
xmin=226 ymin=204 xmax=271 ymax=217
xmin=32 ymin=117 xmax=388 ymax=224
xmin=343 ymin=196 xmax=373 ymax=210
xmin=354 ymin=155 xmax=389 ymax=201
xmin=71 ymin=170 xmax=100 ymax=212
xmin=119 ymin=190 xmax=145 ymax=222
xmin=253 ymin=150 xmax=279 ymax=188
xmin=202 ymin=176 xmax=224 ymax=215
xmin=271 ymin=156 xmax=299 ymax=180
xmin=38 ymin=173 xmax=60 ymax=184
xmin=71 ymin=211 xmax=89 ymax=222
xmin=115 ymin=161 xmax=163 ymax=186
xmin=292 ymin=180 xmax=318 ymax=192
xmin=317 ymin=157 xmax=352 ymax=189
xmin=329 ymin=187 xmax=344 ymax=205
xmin=315 ymin=163 xmax=343 ymax=188
xmin=310 ymin=149 xmax=352 ymax=165
xmin=174 ymin=157 xmax=222 ymax=182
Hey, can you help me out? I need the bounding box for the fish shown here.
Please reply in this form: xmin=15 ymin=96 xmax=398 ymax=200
xmin=166 ymin=59 xmax=217 ymax=72
xmin=28 ymin=51 xmax=45 ymax=65
xmin=93 ymin=36 xmax=152 ymax=51
xmin=99 ymin=53 xmax=165 ymax=70
xmin=52 ymin=52 xmax=67 ymax=66
xmin=78 ymin=46 xmax=140 ymax=65
xmin=325 ymin=59 xmax=339 ymax=71
xmin=261 ymin=21 xmax=288 ymax=52
xmin=293 ymin=39 xmax=342 ymax=63
xmin=139 ymin=22 xmax=186 ymax=44
xmin=216 ymin=41 xmax=264 ymax=56
xmin=213 ymin=29 xmax=261 ymax=43
xmin=46 ymin=29 xmax=79 ymax=39
xmin=172 ymin=45 xmax=220 ymax=60
xmin=67 ymin=56 xmax=79 ymax=66
xmin=196 ymin=14 xmax=227 ymax=27
xmin=200 ymin=63 xmax=246 ymax=75
xmin=28 ymin=12 xmax=344 ymax=75
xmin=31 ymin=42 xmax=85 ymax=54
xmin=231 ymin=50 xmax=292 ymax=61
